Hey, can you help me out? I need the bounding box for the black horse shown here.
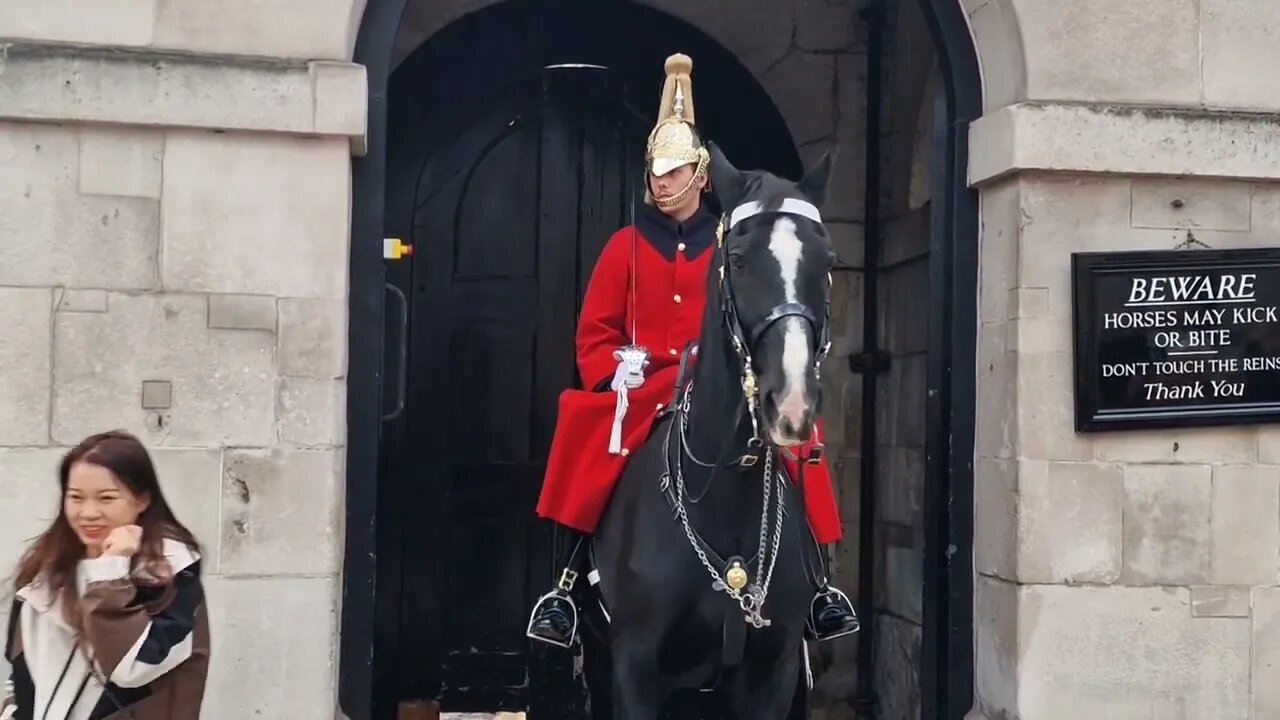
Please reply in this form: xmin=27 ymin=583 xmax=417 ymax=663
xmin=580 ymin=143 xmax=840 ymax=719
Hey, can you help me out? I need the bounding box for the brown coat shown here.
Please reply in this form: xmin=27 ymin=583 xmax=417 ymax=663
xmin=5 ymin=540 xmax=210 ymax=720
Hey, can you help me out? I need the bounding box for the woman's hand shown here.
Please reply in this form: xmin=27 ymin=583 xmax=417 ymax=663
xmin=101 ymin=525 xmax=143 ymax=558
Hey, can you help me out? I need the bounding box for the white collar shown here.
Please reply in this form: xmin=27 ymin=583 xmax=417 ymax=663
xmin=726 ymin=197 xmax=823 ymax=230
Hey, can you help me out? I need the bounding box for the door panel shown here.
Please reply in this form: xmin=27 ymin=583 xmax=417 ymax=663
xmin=388 ymin=67 xmax=646 ymax=712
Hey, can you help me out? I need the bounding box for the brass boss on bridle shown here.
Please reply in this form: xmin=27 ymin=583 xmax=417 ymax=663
xmin=716 ymin=198 xmax=833 ymax=466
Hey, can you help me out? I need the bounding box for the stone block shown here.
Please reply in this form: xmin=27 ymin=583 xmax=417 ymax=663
xmin=818 ymin=367 xmax=851 ymax=447
xmin=78 ymin=128 xmax=164 ymax=199
xmin=879 ymin=258 xmax=929 ymax=355
xmin=0 ymin=48 xmax=318 ymax=137
xmin=974 ymin=457 xmax=1016 ymax=580
xmin=1008 ymin=287 xmax=1048 ymax=319
xmin=0 ymin=449 xmax=65 ymax=582
xmin=828 ymin=266 xmax=861 ymax=357
xmin=208 ymin=294 xmax=277 ymax=332
xmin=874 ymin=353 xmax=926 ymax=449
xmin=971 ymin=104 xmax=1280 ymax=186
xmin=278 ymin=298 xmax=348 ymax=378
xmin=312 ymin=61 xmax=369 ymax=154
xmin=1130 ymin=178 xmax=1252 ymax=232
xmin=962 ymin=0 xmax=1024 ymax=113
xmin=1015 ymin=351 xmax=1093 ymax=461
xmin=0 ymin=123 xmax=159 ymax=290
xmin=880 ymin=540 xmax=923 ymax=625
xmin=0 ymin=0 xmax=155 ymax=46
xmin=1005 ymin=316 xmax=1067 ymax=355
xmin=201 ymin=576 xmax=338 ymax=719
xmin=837 ymin=374 xmax=863 ymax=450
xmin=1122 ymin=464 xmax=1211 ymax=585
xmin=278 ymin=378 xmax=345 ymax=447
xmin=0 ymin=289 xmax=53 ymax=446
xmin=881 ymin=205 xmax=928 ymax=270
xmin=761 ymin=52 xmax=836 ymax=149
xmin=1211 ymin=465 xmax=1280 ymax=586
xmin=827 ymin=221 xmax=864 ymax=271
xmin=977 ymin=180 xmax=1018 ymax=325
xmin=1016 ymin=0 xmax=1199 ymax=105
xmin=161 ymin=132 xmax=350 ymax=298
xmin=149 ymin=448 xmax=223 ymax=574
xmin=1244 ymin=186 xmax=1280 ymax=247
xmin=972 ymin=576 xmax=1018 ymax=719
xmin=1255 ymin=588 xmax=1280 ymax=717
xmin=140 ymin=380 xmax=173 ymax=410
xmin=794 ymin=0 xmax=861 ymax=51
xmin=877 ymin=447 xmax=923 ymax=528
xmin=1018 ymin=585 xmax=1250 ymax=719
xmin=1190 ymin=587 xmax=1250 ymax=619
xmin=394 ymin=0 xmax=501 ymax=67
xmin=1016 ymin=461 xmax=1122 ymax=584
xmin=1094 ymin=426 xmax=1258 ymax=464
xmin=872 ymin=615 xmax=921 ymax=720
xmin=829 ymin=55 xmax=869 ymax=222
xmin=1259 ymin=427 xmax=1280 ymax=464
xmin=51 ymin=292 xmax=275 ymax=447
xmin=55 ymin=289 xmax=108 ymax=313
xmin=1016 ymin=176 xmax=1133 ymax=312
xmin=974 ymin=324 xmax=1014 ymax=459
xmin=219 ymin=449 xmax=341 ymax=575
xmin=153 ymin=0 xmax=358 ymax=60
xmin=642 ymin=0 xmax=792 ymax=76
xmin=1202 ymin=0 xmax=1280 ymax=109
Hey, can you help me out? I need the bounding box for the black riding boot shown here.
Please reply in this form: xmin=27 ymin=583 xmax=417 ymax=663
xmin=805 ymin=536 xmax=860 ymax=642
xmin=527 ymin=529 xmax=587 ymax=649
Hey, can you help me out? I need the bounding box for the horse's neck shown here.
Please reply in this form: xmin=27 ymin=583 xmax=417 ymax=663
xmin=685 ymin=274 xmax=751 ymax=464
xmin=682 ymin=304 xmax=766 ymax=547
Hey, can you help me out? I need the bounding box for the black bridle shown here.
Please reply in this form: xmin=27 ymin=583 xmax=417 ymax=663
xmin=709 ymin=196 xmax=833 ymax=466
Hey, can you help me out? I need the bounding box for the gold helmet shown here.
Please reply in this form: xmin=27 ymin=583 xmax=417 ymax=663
xmin=644 ymin=53 xmax=710 ymax=208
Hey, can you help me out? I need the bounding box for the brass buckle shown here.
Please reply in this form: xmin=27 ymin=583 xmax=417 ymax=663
xmin=558 ymin=569 xmax=579 ymax=592
xmin=807 ymin=443 xmax=825 ymax=465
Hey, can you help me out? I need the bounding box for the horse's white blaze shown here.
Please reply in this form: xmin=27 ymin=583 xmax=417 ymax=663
xmin=769 ymin=217 xmax=811 ymax=437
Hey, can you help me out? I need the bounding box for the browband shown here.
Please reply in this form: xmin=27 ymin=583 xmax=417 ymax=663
xmin=726 ymin=198 xmax=822 ymax=230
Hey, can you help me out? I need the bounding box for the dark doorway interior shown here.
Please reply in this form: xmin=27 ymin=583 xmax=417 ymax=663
xmin=375 ymin=2 xmax=802 ymax=715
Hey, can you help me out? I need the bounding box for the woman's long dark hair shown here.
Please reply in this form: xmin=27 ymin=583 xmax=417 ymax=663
xmin=14 ymin=430 xmax=201 ymax=637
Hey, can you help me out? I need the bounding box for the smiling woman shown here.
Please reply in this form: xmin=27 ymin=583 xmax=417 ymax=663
xmin=2 ymin=431 xmax=210 ymax=720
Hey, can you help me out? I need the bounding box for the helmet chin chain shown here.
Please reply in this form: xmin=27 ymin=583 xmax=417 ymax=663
xmin=652 ymin=174 xmax=703 ymax=209
xmin=651 ymin=153 xmax=710 ymax=209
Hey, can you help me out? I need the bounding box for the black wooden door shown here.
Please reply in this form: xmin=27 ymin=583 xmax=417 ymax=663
xmin=385 ymin=66 xmax=645 ymax=713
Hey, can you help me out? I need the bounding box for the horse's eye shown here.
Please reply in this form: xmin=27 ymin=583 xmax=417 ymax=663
xmin=728 ymin=252 xmax=747 ymax=271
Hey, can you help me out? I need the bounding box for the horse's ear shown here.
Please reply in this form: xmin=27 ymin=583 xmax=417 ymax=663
xmin=796 ymin=146 xmax=837 ymax=208
xmin=707 ymin=142 xmax=746 ymax=210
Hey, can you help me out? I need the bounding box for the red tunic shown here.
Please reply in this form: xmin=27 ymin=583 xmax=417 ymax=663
xmin=536 ymin=207 xmax=843 ymax=544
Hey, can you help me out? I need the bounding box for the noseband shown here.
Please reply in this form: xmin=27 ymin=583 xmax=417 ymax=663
xmin=716 ymin=197 xmax=833 ymax=465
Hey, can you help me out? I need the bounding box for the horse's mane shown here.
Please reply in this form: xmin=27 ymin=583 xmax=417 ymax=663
xmin=735 ymin=170 xmax=796 ymax=212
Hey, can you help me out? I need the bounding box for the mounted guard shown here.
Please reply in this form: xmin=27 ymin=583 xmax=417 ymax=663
xmin=527 ymin=53 xmax=859 ymax=651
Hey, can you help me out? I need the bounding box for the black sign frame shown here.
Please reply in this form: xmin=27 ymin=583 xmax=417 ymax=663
xmin=1072 ymin=247 xmax=1280 ymax=432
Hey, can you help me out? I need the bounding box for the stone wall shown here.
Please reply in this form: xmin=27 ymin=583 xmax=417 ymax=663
xmin=866 ymin=1 xmax=938 ymax=716
xmin=964 ymin=0 xmax=1280 ymax=715
xmin=0 ymin=28 xmax=365 ymax=716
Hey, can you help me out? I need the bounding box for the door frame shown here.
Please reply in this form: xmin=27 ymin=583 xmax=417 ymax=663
xmin=342 ymin=1 xmax=983 ymax=718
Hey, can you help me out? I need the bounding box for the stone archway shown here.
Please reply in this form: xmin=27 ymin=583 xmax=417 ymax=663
xmin=344 ymin=1 xmax=1024 ymax=719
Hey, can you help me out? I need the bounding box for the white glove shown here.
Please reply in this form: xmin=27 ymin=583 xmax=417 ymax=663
xmin=610 ymin=360 xmax=644 ymax=390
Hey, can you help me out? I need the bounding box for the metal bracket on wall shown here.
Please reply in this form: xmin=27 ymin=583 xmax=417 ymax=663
xmin=848 ymin=350 xmax=891 ymax=375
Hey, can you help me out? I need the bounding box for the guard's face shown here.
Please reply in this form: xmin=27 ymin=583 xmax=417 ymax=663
xmin=649 ymin=163 xmax=707 ymax=217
